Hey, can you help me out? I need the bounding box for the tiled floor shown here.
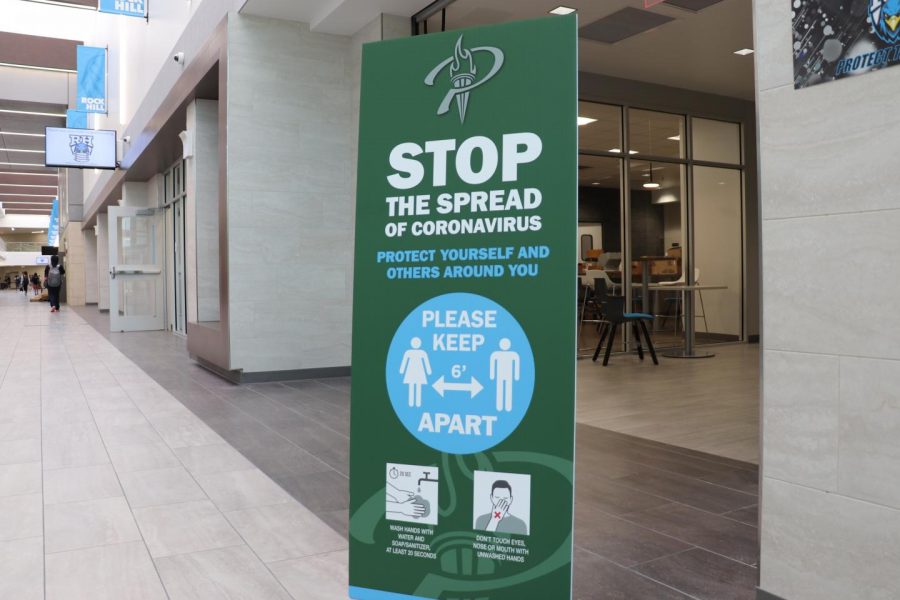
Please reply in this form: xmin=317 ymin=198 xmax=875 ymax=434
xmin=0 ymin=293 xmax=346 ymax=600
xmin=70 ymin=301 xmax=760 ymax=599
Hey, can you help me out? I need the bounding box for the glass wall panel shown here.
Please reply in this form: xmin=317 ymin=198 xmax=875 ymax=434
xmin=118 ymin=278 xmax=158 ymax=318
xmin=577 ymin=155 xmax=622 ymax=352
xmin=628 ymin=160 xmax=685 ymax=349
xmin=693 ymin=166 xmax=743 ymax=342
xmin=578 ymin=102 xmax=622 ymax=153
xmin=692 ymin=118 xmax=741 ymax=165
xmin=117 ymin=216 xmax=156 ymax=265
xmin=628 ymin=109 xmax=685 ymax=159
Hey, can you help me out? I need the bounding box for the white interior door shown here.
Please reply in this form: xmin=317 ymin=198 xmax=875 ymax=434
xmin=108 ymin=206 xmax=165 ymax=332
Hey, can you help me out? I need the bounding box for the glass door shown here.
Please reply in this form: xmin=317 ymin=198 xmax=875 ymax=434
xmin=173 ymin=198 xmax=187 ymax=335
xmin=108 ymin=206 xmax=165 ymax=332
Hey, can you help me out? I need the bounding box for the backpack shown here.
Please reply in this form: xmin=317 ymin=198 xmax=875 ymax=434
xmin=48 ymin=267 xmax=62 ymax=288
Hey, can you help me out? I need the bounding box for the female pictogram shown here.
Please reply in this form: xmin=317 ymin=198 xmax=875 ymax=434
xmin=400 ymin=337 xmax=432 ymax=407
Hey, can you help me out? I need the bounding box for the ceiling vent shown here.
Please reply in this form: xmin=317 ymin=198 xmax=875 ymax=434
xmin=664 ymin=0 xmax=727 ymax=11
xmin=580 ymin=8 xmax=675 ymax=44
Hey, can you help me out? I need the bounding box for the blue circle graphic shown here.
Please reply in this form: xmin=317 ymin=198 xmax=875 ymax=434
xmin=386 ymin=292 xmax=534 ymax=455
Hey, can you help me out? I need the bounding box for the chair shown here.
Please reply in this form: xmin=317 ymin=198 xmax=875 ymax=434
xmin=591 ymin=280 xmax=659 ymax=367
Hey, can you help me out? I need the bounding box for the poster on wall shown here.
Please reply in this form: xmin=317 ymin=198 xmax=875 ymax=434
xmin=793 ymin=0 xmax=900 ymax=88
xmin=349 ymin=14 xmax=577 ymax=600
xmin=76 ymin=46 xmax=107 ymax=114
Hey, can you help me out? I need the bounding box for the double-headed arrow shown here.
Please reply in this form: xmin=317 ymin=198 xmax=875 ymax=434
xmin=432 ymin=376 xmax=483 ymax=398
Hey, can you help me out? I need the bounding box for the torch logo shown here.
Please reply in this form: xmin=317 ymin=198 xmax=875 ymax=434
xmin=425 ymin=35 xmax=504 ymax=124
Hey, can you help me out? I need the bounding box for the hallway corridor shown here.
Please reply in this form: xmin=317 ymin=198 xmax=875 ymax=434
xmin=0 ymin=292 xmax=347 ymax=600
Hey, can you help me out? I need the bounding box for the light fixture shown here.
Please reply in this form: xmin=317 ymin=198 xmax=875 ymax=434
xmin=0 ymin=162 xmax=46 ymax=167
xmin=643 ymin=161 xmax=660 ymax=189
xmin=1 ymin=149 xmax=45 ymax=154
xmin=608 ymin=148 xmax=622 ymax=153
xmin=0 ymin=193 xmax=56 ymax=197
xmin=549 ymin=5 xmax=576 ymax=15
xmin=10 ymin=227 xmax=14 ymax=231
xmin=667 ymin=135 xmax=681 ymax=141
xmin=0 ymin=132 xmax=46 ymax=138
xmin=0 ymin=62 xmax=77 ymax=74
xmin=0 ymin=171 xmax=57 ymax=177
xmin=591 ymin=182 xmax=600 ymax=185
xmin=0 ymin=184 xmax=58 ymax=189
xmin=31 ymin=231 xmax=44 ymax=234
xmin=734 ymin=48 xmax=754 ymax=56
xmin=0 ymin=109 xmax=66 ymax=118
xmin=577 ymin=116 xmax=597 ymax=126
xmin=628 ymin=150 xmax=639 ymax=155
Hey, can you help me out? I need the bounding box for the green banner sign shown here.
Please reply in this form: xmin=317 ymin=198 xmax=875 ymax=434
xmin=350 ymin=14 xmax=577 ymax=600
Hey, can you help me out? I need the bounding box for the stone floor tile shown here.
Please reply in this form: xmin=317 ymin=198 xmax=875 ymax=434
xmin=45 ymin=541 xmax=168 ymax=600
xmin=118 ymin=467 xmax=207 ymax=509
xmin=132 ymin=499 xmax=243 ymax=558
xmin=224 ymin=502 xmax=347 ymax=563
xmin=154 ymin=545 xmax=293 ymax=600
xmin=44 ymin=464 xmax=123 ymax=505
xmin=45 ymin=496 xmax=141 ymax=554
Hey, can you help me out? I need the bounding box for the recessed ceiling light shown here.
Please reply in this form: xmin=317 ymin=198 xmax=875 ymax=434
xmin=608 ymin=148 xmax=622 ymax=153
xmin=591 ymin=182 xmax=600 ymax=185
xmin=734 ymin=48 xmax=754 ymax=56
xmin=2 ymin=149 xmax=45 ymax=154
xmin=667 ymin=135 xmax=681 ymax=141
xmin=0 ymin=162 xmax=46 ymax=167
xmin=643 ymin=182 xmax=660 ymax=189
xmin=629 ymin=150 xmax=639 ymax=155
xmin=577 ymin=116 xmax=597 ymax=126
xmin=549 ymin=6 xmax=576 ymax=15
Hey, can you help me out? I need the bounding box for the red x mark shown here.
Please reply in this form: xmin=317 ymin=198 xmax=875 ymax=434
xmin=494 ymin=512 xmax=502 ymax=519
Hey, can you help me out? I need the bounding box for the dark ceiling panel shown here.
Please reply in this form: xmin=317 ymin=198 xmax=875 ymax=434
xmin=664 ymin=0 xmax=727 ymax=11
xmin=580 ymin=8 xmax=675 ymax=44
xmin=0 ymin=31 xmax=82 ymax=71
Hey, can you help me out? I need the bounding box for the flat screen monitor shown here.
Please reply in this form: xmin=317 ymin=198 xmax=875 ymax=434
xmin=41 ymin=246 xmax=59 ymax=256
xmin=45 ymin=127 xmax=117 ymax=170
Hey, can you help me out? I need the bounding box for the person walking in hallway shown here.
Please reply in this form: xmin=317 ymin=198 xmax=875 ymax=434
xmin=30 ymin=272 xmax=41 ymax=296
xmin=45 ymin=256 xmax=64 ymax=313
xmin=21 ymin=271 xmax=29 ymax=295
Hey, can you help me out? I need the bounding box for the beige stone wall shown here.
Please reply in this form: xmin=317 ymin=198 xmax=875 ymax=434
xmin=61 ymin=224 xmax=86 ymax=306
xmin=755 ymin=0 xmax=900 ymax=597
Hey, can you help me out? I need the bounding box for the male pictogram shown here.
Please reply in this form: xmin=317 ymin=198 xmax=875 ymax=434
xmin=489 ymin=338 xmax=520 ymax=412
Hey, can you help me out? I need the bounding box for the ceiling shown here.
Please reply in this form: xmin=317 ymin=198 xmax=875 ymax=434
xmin=239 ymin=0 xmax=427 ymax=35
xmin=431 ymin=0 xmax=755 ymax=99
xmin=0 ymin=99 xmax=62 ymax=216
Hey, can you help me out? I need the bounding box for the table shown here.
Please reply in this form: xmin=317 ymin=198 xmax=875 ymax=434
xmin=647 ymin=284 xmax=727 ymax=359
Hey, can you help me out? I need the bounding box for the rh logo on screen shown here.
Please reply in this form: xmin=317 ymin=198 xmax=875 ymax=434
xmin=69 ymin=135 xmax=94 ymax=163
xmin=425 ymin=35 xmax=504 ymax=124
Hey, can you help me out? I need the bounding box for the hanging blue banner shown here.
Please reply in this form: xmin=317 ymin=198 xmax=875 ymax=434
xmin=66 ymin=110 xmax=88 ymax=129
xmin=76 ymin=46 xmax=107 ymax=114
xmin=99 ymin=0 xmax=146 ymax=18
xmin=48 ymin=199 xmax=60 ymax=248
